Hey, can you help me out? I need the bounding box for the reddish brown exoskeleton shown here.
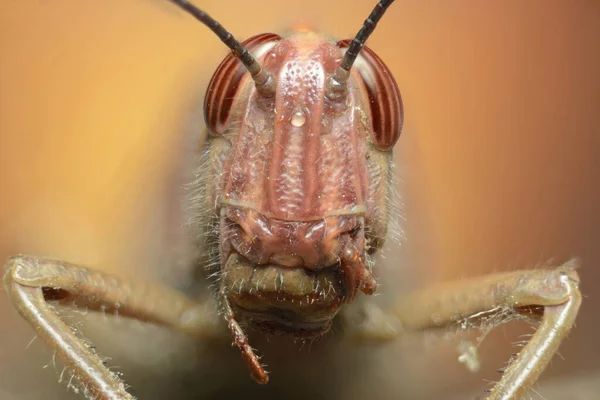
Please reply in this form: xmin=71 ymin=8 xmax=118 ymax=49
xmin=184 ymin=0 xmax=402 ymax=384
xmin=3 ymin=1 xmax=581 ymax=399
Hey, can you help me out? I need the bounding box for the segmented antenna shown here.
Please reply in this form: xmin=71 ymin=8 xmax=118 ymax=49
xmin=327 ymin=0 xmax=395 ymax=100
xmin=169 ymin=0 xmax=274 ymax=96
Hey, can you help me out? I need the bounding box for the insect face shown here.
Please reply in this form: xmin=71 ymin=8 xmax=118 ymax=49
xmin=198 ymin=27 xmax=403 ymax=338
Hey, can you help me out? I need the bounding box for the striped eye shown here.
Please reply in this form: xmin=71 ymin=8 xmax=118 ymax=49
xmin=337 ymin=40 xmax=404 ymax=151
xmin=204 ymin=33 xmax=281 ymax=136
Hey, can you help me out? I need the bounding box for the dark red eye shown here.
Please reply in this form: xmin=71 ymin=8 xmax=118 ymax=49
xmin=204 ymin=33 xmax=281 ymax=136
xmin=337 ymin=40 xmax=403 ymax=151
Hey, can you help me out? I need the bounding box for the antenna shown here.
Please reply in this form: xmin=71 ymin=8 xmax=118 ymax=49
xmin=169 ymin=0 xmax=274 ymax=96
xmin=327 ymin=0 xmax=395 ymax=100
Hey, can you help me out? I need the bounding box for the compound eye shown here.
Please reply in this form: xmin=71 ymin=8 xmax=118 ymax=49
xmin=337 ymin=40 xmax=404 ymax=151
xmin=204 ymin=33 xmax=281 ymax=136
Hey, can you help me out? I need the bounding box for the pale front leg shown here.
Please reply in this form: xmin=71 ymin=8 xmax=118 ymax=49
xmin=3 ymin=255 xmax=221 ymax=400
xmin=352 ymin=260 xmax=581 ymax=400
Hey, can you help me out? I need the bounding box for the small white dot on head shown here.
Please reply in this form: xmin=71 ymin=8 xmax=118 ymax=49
xmin=290 ymin=111 xmax=306 ymax=127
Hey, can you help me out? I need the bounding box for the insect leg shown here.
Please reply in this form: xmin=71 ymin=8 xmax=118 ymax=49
xmin=3 ymin=255 xmax=221 ymax=400
xmin=391 ymin=259 xmax=581 ymax=400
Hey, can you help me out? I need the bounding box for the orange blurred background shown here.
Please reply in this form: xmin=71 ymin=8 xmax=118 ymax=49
xmin=1 ymin=1 xmax=599 ymax=399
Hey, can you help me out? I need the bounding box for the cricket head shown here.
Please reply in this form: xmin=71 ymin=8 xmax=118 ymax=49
xmin=173 ymin=0 xmax=400 ymax=383
xmin=202 ymin=30 xmax=403 ymax=337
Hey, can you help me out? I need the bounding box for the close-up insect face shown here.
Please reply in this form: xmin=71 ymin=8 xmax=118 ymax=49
xmin=177 ymin=0 xmax=403 ymax=383
xmin=199 ymin=30 xmax=402 ymax=338
xmin=1 ymin=1 xmax=600 ymax=400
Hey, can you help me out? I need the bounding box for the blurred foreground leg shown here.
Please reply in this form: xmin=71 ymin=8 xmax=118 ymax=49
xmin=349 ymin=260 xmax=581 ymax=400
xmin=3 ymin=255 xmax=220 ymax=400
xmin=397 ymin=261 xmax=581 ymax=400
